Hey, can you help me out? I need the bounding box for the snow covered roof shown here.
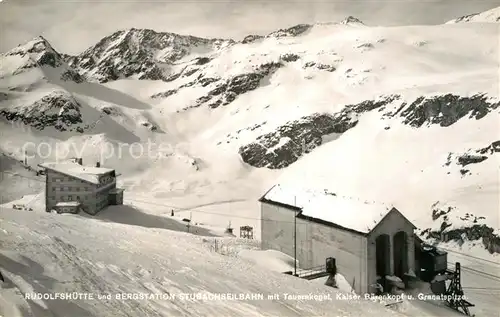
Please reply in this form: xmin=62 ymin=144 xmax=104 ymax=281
xmin=38 ymin=162 xmax=114 ymax=184
xmin=261 ymin=184 xmax=399 ymax=235
xmin=55 ymin=202 xmax=81 ymax=207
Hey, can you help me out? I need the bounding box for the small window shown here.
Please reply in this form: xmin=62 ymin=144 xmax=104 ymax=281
xmin=52 ymin=187 xmax=56 ymax=191
xmin=61 ymin=196 xmax=65 ymax=201
xmin=76 ymin=187 xmax=80 ymax=192
xmin=68 ymin=195 xmax=73 ymax=201
xmin=76 ymin=196 xmax=80 ymax=200
xmin=68 ymin=187 xmax=72 ymax=191
xmin=60 ymin=186 xmax=64 ymax=191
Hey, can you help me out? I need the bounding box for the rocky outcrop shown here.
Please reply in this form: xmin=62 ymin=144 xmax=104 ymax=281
xmin=188 ymin=62 xmax=283 ymax=109
xmin=457 ymin=154 xmax=488 ymax=166
xmin=151 ymin=74 xmax=220 ymax=99
xmin=239 ymin=93 xmax=498 ymax=169
xmin=421 ymin=204 xmax=500 ymax=254
xmin=0 ymin=91 xmax=84 ymax=132
xmin=477 ymin=140 xmax=500 ymax=154
xmin=267 ymin=24 xmax=312 ymax=38
xmin=446 ymin=6 xmax=500 ymax=24
xmin=151 ymin=89 xmax=178 ymax=99
xmin=195 ymin=57 xmax=211 ymax=65
xmin=238 ymin=95 xmax=399 ymax=168
xmin=60 ymin=69 xmax=84 ymax=83
xmin=443 ymin=140 xmax=500 ymax=175
xmin=241 ymin=35 xmax=264 ymax=44
xmin=399 ymin=94 xmax=499 ymax=128
xmin=280 ymin=53 xmax=300 ymax=62
xmin=303 ymin=61 xmax=336 ymax=72
xmin=340 ymin=16 xmax=365 ymax=25
xmin=141 ymin=122 xmax=159 ymax=132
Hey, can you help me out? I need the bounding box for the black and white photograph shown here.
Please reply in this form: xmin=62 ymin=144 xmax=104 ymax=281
xmin=0 ymin=0 xmax=499 ymax=316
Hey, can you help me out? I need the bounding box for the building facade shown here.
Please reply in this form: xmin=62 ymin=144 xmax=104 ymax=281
xmin=260 ymin=186 xmax=416 ymax=294
xmin=38 ymin=159 xmax=124 ymax=215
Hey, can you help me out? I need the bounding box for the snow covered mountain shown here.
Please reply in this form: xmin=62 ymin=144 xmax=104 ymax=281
xmin=64 ymin=28 xmax=234 ymax=83
xmin=1 ymin=6 xmax=500 ymax=316
xmin=1 ymin=8 xmax=499 ymax=249
xmin=446 ymin=6 xmax=500 ymax=23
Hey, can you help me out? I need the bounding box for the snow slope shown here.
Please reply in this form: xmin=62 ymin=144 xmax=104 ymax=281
xmin=0 ymin=207 xmax=409 ymax=317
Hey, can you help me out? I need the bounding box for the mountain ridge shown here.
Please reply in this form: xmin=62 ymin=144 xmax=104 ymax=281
xmin=0 ymin=8 xmax=499 ymax=256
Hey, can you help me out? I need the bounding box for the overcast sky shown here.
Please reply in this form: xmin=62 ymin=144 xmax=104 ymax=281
xmin=1 ymin=0 xmax=499 ymax=54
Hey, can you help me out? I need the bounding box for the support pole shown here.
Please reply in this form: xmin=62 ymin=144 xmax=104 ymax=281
xmin=294 ymin=196 xmax=297 ymax=276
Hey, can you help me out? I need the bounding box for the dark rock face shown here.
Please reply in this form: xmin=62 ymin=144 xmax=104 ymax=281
xmin=195 ymin=57 xmax=211 ymax=65
xmin=477 ymin=140 xmax=500 ymax=155
xmin=189 ymin=62 xmax=283 ymax=109
xmin=242 ymin=35 xmax=264 ymax=44
xmin=457 ymin=154 xmax=488 ymax=166
xmin=303 ymin=61 xmax=336 ymax=72
xmin=239 ymin=95 xmax=399 ymax=168
xmin=280 ymin=53 xmax=300 ymax=62
xmin=443 ymin=140 xmax=499 ymax=175
xmin=400 ymin=94 xmax=499 ymax=128
xmin=268 ymin=24 xmax=312 ymax=38
xmin=0 ymin=92 xmax=83 ymax=132
xmin=151 ymin=75 xmax=220 ymax=99
xmin=198 ymin=77 xmax=219 ymax=87
xmin=60 ymin=69 xmax=84 ymax=83
xmin=449 ymin=13 xmax=480 ymax=23
xmin=183 ymin=67 xmax=199 ymax=77
xmin=421 ymin=205 xmax=500 ymax=254
xmin=36 ymin=51 xmax=61 ymax=68
xmin=340 ymin=16 xmax=365 ymax=25
xmin=100 ymin=106 xmax=120 ymax=116
xmin=242 ymin=23 xmax=311 ymax=43
xmin=141 ymin=122 xmax=158 ymax=132
xmin=151 ymin=89 xmax=178 ymax=99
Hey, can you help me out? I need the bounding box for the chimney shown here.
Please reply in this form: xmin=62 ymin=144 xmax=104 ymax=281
xmin=96 ymin=161 xmax=100 ymax=168
xmin=77 ymin=158 xmax=83 ymax=165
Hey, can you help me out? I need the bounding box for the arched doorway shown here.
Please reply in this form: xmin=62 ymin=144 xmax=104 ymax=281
xmin=393 ymin=231 xmax=409 ymax=278
xmin=376 ymin=234 xmax=391 ymax=278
